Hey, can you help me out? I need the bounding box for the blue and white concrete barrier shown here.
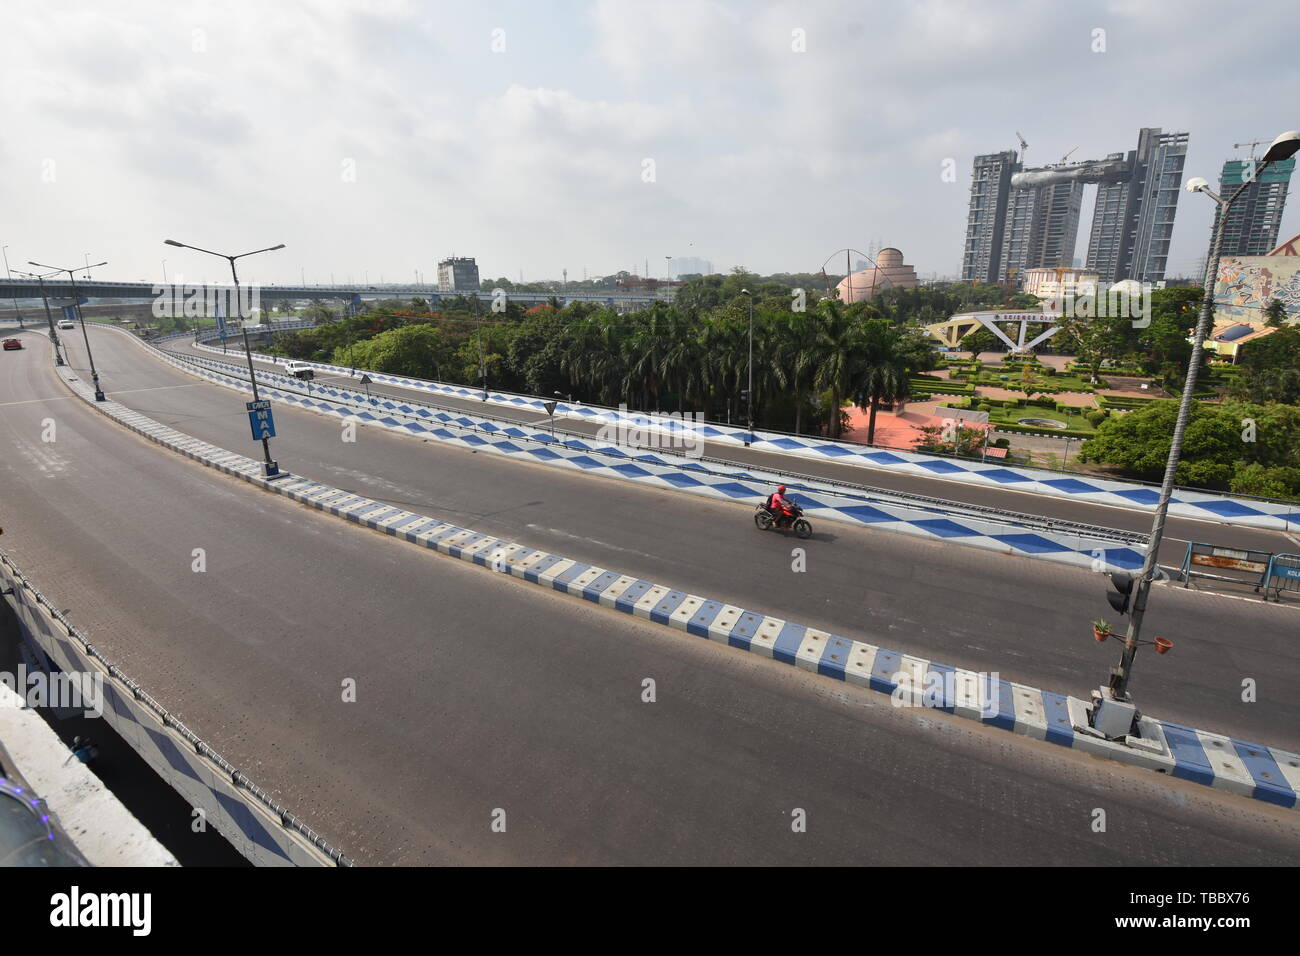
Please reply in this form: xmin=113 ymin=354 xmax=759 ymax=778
xmin=1 ymin=548 xmax=348 ymax=866
xmin=128 ymin=330 xmax=1151 ymax=575
xmin=187 ymin=328 xmax=1298 ymax=534
xmin=53 ymin=357 xmax=1300 ymax=813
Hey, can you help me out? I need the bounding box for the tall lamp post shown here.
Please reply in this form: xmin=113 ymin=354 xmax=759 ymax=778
xmin=740 ymin=288 xmax=754 ymax=446
xmin=164 ymin=238 xmax=286 ymax=478
xmin=29 ymin=259 xmax=108 ymax=400
xmin=13 ymin=268 xmax=65 ymax=366
xmin=2 ymin=244 xmax=23 ymax=328
xmin=1098 ymin=130 xmax=1300 ymax=721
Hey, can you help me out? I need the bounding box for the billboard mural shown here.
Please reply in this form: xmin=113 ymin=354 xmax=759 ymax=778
xmin=1214 ymin=254 xmax=1300 ymax=322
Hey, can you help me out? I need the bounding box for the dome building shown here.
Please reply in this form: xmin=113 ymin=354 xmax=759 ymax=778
xmin=835 ymin=248 xmax=919 ymax=303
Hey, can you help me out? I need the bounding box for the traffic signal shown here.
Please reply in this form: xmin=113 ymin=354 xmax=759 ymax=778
xmin=1106 ymin=572 xmax=1134 ymax=615
xmin=740 ymin=389 xmax=750 ymax=402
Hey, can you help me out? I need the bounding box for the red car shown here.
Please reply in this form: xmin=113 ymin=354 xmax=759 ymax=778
xmin=2 ymin=338 xmax=22 ymax=351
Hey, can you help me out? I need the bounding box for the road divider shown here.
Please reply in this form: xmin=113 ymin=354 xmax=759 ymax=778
xmin=186 ymin=325 xmax=1300 ymax=533
xmin=50 ymin=350 xmax=1300 ymax=813
xmin=0 ymin=549 xmax=349 ymax=867
xmin=132 ymin=327 xmax=1150 ymax=574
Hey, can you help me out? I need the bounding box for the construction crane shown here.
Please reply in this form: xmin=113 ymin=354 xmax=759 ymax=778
xmin=1059 ymin=146 xmax=1078 ymax=165
xmin=1016 ymin=132 xmax=1028 ymax=163
xmin=1234 ymin=139 xmax=1269 ymax=161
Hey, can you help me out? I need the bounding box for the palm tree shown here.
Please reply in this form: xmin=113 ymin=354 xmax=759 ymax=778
xmin=856 ymin=319 xmax=918 ymax=446
xmin=774 ymin=312 xmax=821 ymax=435
xmin=623 ymin=303 xmax=675 ymax=409
xmin=813 ymin=299 xmax=863 ymax=438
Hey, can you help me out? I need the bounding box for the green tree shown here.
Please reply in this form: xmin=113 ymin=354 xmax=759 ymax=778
xmin=1232 ymin=325 xmax=1300 ymax=404
xmin=1058 ymin=312 xmax=1127 ymax=382
xmin=1263 ymin=297 xmax=1288 ymax=328
xmin=333 ymin=324 xmax=451 ymax=378
xmin=855 ymin=320 xmax=922 ymax=445
xmin=1079 ymin=400 xmax=1244 ymax=488
xmin=959 ymin=327 xmax=999 ymax=361
xmin=813 ymin=300 xmax=863 ymax=439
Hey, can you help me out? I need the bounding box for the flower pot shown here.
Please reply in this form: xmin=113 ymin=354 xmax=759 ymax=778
xmin=1093 ymin=626 xmax=1110 ymax=642
xmin=1154 ymin=637 xmax=1173 ymax=654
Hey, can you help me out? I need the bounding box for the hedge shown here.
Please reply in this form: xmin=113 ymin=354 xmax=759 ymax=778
xmin=991 ymin=422 xmax=1095 ymax=439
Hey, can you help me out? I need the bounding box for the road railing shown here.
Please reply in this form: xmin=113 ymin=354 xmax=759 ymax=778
xmin=0 ymin=547 xmax=351 ymax=867
xmin=182 ymin=326 xmax=1299 ymax=532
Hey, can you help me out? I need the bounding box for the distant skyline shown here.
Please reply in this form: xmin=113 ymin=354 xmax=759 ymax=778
xmin=3 ymin=0 xmax=1299 ymax=287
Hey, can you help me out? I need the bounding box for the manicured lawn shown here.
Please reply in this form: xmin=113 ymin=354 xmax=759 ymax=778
xmin=984 ymin=405 xmax=1095 ymax=431
xmin=948 ymin=362 xmax=1104 ymax=393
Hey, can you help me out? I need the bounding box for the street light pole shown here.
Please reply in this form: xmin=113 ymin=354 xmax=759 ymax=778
xmin=2 ymin=245 xmax=22 ymax=328
xmin=164 ymin=238 xmax=286 ymax=477
xmin=29 ymin=260 xmax=108 ymax=399
xmin=1107 ymin=130 xmax=1300 ymax=704
xmin=14 ymin=268 xmax=65 ymax=366
xmin=741 ymin=288 xmax=754 ymax=446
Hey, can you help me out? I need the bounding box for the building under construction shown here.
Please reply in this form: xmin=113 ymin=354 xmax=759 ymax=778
xmin=960 ymin=128 xmax=1189 ymax=286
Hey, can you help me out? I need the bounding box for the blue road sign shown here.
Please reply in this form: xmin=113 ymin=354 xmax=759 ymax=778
xmin=247 ymin=402 xmax=276 ymax=440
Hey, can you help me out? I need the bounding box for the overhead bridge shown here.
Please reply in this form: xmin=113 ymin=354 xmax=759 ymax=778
xmin=0 ymin=277 xmax=673 ymax=309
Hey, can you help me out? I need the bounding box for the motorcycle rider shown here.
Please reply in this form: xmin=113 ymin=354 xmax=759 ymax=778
xmin=765 ymin=485 xmax=796 ymax=528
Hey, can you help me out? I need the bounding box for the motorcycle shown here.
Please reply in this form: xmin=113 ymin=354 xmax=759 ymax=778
xmin=754 ymin=501 xmax=813 ymax=539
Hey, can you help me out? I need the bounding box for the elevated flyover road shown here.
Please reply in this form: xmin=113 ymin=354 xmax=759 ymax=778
xmin=166 ymin=332 xmax=1298 ymax=559
xmin=54 ymin=325 xmax=1300 ymax=752
xmin=4 ymin=329 xmax=1299 ymax=864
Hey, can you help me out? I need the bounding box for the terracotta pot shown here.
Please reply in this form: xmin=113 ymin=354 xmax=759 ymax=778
xmin=1093 ymin=626 xmax=1110 ymax=642
xmin=1154 ymin=637 xmax=1173 ymax=654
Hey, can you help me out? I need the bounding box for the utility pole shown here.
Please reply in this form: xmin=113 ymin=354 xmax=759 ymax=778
xmin=164 ymin=238 xmax=287 ymax=477
xmin=13 ymin=268 xmax=65 ymax=365
xmin=29 ymin=259 xmax=108 ymax=399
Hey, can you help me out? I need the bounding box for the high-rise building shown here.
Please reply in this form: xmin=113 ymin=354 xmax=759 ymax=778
xmin=962 ymin=128 xmax=1189 ymax=286
xmin=1085 ymin=128 xmax=1188 ymax=284
xmin=1038 ymin=180 xmax=1084 ymax=269
xmin=999 ymin=180 xmax=1084 ymax=277
xmin=437 ymin=257 xmax=480 ymax=292
xmin=1213 ymin=157 xmax=1295 ymax=257
xmin=670 ymin=256 xmax=713 ymax=277
xmin=961 ymin=151 xmax=1019 ymax=283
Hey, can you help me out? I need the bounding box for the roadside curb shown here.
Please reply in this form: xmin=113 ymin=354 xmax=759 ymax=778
xmin=127 ymin=328 xmax=1150 ymax=575
xmin=53 ymin=359 xmax=1300 ymax=813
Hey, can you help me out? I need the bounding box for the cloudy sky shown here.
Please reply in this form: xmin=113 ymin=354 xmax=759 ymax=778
xmin=3 ymin=0 xmax=1298 ymax=288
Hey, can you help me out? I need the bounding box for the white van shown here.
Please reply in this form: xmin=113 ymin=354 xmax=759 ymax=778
xmin=283 ymin=361 xmax=315 ymax=380
xmin=57 ymin=319 xmax=75 ymax=330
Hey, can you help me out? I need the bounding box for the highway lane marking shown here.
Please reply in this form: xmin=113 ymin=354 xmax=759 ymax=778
xmin=175 ymin=338 xmax=1298 ymax=543
xmin=525 ymin=523 xmax=670 ymax=564
xmin=0 ymin=395 xmax=73 ymax=407
xmin=100 ymin=383 xmax=202 ymax=397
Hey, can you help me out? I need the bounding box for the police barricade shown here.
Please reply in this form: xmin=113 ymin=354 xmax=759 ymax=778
xmin=1263 ymin=553 xmax=1300 ymax=602
xmin=1179 ymin=542 xmax=1272 ymax=592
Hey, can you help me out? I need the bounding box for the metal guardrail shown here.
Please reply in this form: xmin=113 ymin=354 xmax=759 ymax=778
xmin=1179 ymin=541 xmax=1274 ymax=591
xmin=185 ymin=324 xmax=1300 ymax=513
xmin=1263 ymin=553 xmax=1300 ymax=602
xmin=160 ymin=333 xmax=1145 ymax=546
xmin=0 ymin=548 xmax=352 ymax=867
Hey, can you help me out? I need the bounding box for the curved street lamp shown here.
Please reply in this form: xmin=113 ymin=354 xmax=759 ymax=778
xmin=1095 ymin=129 xmax=1300 ymax=726
xmin=12 ymin=267 xmax=66 ymax=366
xmin=28 ymin=259 xmax=108 ymax=400
xmin=164 ymin=238 xmax=287 ymax=477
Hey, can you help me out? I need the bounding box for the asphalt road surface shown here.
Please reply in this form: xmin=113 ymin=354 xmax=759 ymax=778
xmin=165 ymin=332 xmax=1300 ymax=561
xmin=3 ymin=328 xmax=1298 ymax=865
xmin=64 ymin=326 xmax=1300 ymax=751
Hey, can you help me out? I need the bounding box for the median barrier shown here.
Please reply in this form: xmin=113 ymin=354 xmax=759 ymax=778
xmin=0 ymin=550 xmax=349 ymax=867
xmin=182 ymin=327 xmax=1299 ymax=533
xmin=45 ymin=357 xmax=1300 ymax=814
